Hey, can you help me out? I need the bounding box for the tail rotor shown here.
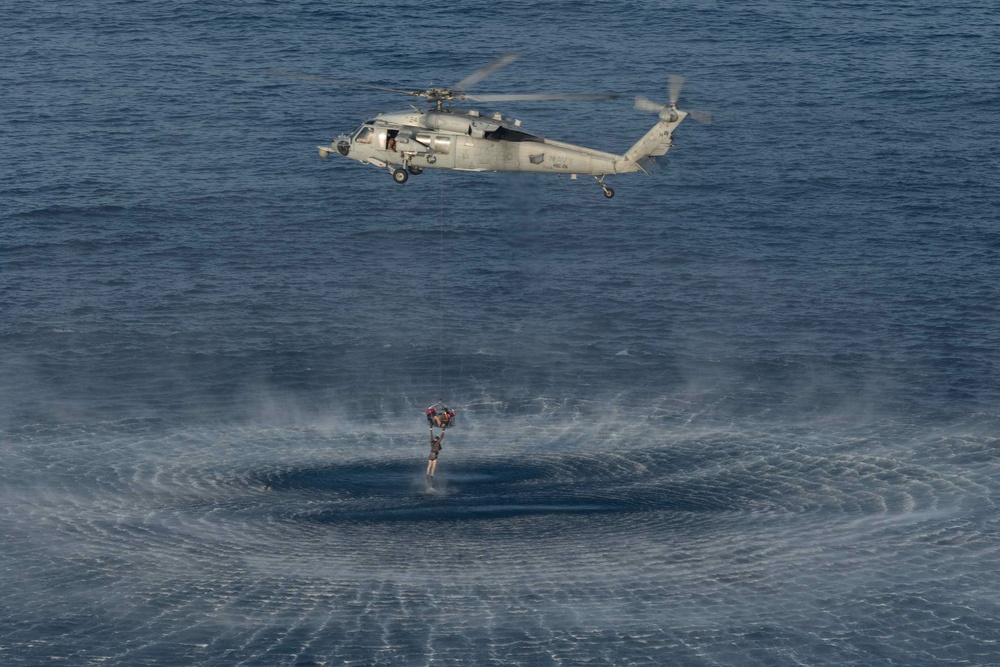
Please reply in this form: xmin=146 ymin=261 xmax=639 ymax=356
xmin=634 ymin=75 xmax=712 ymax=124
xmin=669 ymin=74 xmax=685 ymax=107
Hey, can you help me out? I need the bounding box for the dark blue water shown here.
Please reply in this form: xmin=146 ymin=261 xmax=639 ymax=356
xmin=3 ymin=1 xmax=1000 ymax=665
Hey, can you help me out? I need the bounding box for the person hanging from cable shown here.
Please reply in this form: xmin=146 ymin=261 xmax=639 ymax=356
xmin=426 ymin=401 xmax=456 ymax=431
xmin=425 ymin=403 xmax=440 ymax=428
xmin=426 ymin=429 xmax=445 ymax=479
xmin=424 ymin=401 xmax=455 ymax=486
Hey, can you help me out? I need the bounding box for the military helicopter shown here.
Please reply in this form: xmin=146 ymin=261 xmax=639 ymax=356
xmin=275 ymin=54 xmax=707 ymax=199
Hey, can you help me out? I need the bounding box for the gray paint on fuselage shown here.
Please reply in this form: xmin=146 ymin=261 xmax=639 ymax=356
xmin=324 ymin=105 xmax=686 ymax=178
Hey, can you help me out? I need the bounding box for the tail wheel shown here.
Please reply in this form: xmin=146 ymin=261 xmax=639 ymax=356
xmin=603 ymin=187 xmax=615 ymax=199
xmin=392 ymin=168 xmax=408 ymax=184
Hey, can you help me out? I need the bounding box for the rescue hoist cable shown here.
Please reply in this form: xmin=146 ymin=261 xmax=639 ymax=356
xmin=438 ymin=192 xmax=444 ymax=396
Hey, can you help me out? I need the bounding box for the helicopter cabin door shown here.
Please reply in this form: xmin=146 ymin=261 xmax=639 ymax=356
xmin=457 ymin=136 xmax=483 ymax=170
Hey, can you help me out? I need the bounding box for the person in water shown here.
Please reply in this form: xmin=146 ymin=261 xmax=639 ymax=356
xmin=426 ymin=431 xmax=444 ymax=477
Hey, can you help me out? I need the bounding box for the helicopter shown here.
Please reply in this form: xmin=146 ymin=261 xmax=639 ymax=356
xmin=274 ymin=54 xmax=707 ymax=199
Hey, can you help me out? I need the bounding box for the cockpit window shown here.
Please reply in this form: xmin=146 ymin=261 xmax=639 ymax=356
xmin=355 ymin=126 xmax=373 ymax=144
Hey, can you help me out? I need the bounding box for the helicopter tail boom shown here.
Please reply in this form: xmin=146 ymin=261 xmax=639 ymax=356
xmin=618 ymin=109 xmax=688 ymax=174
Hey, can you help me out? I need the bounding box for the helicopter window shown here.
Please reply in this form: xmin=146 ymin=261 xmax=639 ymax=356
xmin=503 ymin=128 xmax=544 ymax=144
xmin=415 ymin=133 xmax=433 ymax=148
xmin=433 ymin=136 xmax=451 ymax=154
xmin=355 ymin=126 xmax=373 ymax=144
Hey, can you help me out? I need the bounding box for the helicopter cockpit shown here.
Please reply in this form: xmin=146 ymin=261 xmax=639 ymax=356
xmin=336 ymin=122 xmax=375 ymax=157
xmin=354 ymin=125 xmax=374 ymax=144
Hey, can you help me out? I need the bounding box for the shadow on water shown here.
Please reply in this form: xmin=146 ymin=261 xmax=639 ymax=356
xmin=249 ymin=455 xmax=743 ymax=524
xmin=258 ymin=459 xmax=548 ymax=495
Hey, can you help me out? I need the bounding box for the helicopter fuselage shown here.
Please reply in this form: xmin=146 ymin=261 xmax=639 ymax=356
xmin=318 ymin=105 xmax=687 ymax=197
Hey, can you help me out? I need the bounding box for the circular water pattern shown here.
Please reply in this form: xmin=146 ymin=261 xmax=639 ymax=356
xmin=4 ymin=0 xmax=1000 ymax=664
xmin=3 ymin=418 xmax=999 ymax=665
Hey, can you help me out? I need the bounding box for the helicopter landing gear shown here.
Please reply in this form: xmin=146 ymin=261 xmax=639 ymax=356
xmin=407 ymin=165 xmax=423 ymax=175
xmin=392 ymin=167 xmax=408 ymax=184
xmin=594 ymin=176 xmax=615 ymax=199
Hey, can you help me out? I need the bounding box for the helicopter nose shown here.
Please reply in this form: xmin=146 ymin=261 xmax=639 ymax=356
xmin=337 ymin=139 xmax=351 ymax=157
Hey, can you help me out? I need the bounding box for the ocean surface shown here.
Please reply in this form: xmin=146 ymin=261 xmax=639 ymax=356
xmin=3 ymin=1 xmax=1000 ymax=665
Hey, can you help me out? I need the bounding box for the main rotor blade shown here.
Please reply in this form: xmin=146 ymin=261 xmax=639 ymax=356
xmin=464 ymin=92 xmax=619 ymax=102
xmin=452 ymin=52 xmax=524 ymax=91
xmin=266 ymin=70 xmax=419 ymax=96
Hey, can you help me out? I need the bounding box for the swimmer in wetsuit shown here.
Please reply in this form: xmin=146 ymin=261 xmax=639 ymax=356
xmin=426 ymin=431 xmax=444 ymax=478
